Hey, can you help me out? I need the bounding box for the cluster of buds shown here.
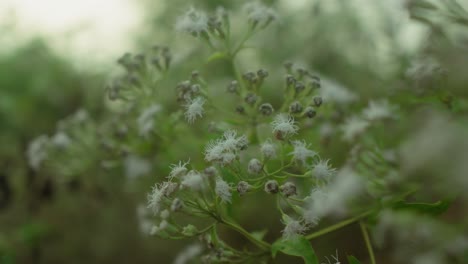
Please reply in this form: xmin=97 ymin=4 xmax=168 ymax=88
xmin=106 ymin=46 xmax=172 ymax=101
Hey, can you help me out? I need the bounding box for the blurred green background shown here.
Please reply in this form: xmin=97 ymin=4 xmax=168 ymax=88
xmin=1 ymin=0 xmax=467 ymax=263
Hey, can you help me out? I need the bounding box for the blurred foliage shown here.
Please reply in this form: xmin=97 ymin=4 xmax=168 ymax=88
xmin=1 ymin=0 xmax=468 ymax=263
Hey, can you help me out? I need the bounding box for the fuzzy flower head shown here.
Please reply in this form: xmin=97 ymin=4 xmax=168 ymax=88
xmin=204 ymin=130 xmax=248 ymax=165
xmin=168 ymin=160 xmax=190 ymax=180
xmin=311 ymin=159 xmax=336 ymax=181
xmin=260 ymin=139 xmax=277 ymax=159
xmin=362 ymin=100 xmax=397 ymax=121
xmin=138 ymin=104 xmax=162 ymax=137
xmin=215 ymin=177 xmax=232 ymax=203
xmin=243 ymin=2 xmax=277 ymax=28
xmin=175 ymin=7 xmax=209 ymax=36
xmin=181 ymin=170 xmax=206 ymax=191
xmin=184 ymin=96 xmax=206 ymax=124
xmin=281 ymin=215 xmax=308 ymax=240
xmin=147 ymin=181 xmax=174 ymax=215
xmin=341 ymin=116 xmax=369 ymax=142
xmin=271 ymin=114 xmax=299 ymax=140
xmin=27 ymin=135 xmax=49 ymax=170
xmin=289 ymin=140 xmax=317 ymax=165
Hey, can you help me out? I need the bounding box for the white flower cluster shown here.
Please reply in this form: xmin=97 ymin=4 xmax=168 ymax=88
xmin=137 ymin=104 xmax=162 ymax=137
xmin=204 ymin=130 xmax=248 ymax=165
xmin=303 ymin=167 xmax=363 ymax=222
xmin=175 ymin=7 xmax=209 ymax=36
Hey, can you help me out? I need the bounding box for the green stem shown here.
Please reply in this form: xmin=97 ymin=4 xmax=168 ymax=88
xmin=305 ymin=210 xmax=373 ymax=240
xmin=359 ymin=221 xmax=377 ymax=264
xmin=221 ymin=218 xmax=271 ymax=250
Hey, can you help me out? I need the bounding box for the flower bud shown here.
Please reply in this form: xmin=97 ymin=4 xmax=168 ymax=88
xmin=313 ymin=96 xmax=323 ymax=107
xmin=237 ymin=181 xmax=250 ymax=196
xmin=280 ymin=182 xmax=297 ymax=197
xmin=236 ymin=105 xmax=245 ymax=115
xmin=257 ymin=69 xmax=269 ymax=79
xmin=295 ymin=82 xmax=305 ymax=94
xmin=244 ymin=93 xmax=258 ymax=105
xmin=286 ymin=75 xmax=296 ymax=87
xmin=304 ymin=106 xmax=317 ymax=118
xmin=284 ymin=61 xmax=293 ymax=71
xmin=264 ymin=180 xmax=279 ymax=194
xmin=247 ymin=158 xmax=263 ymax=174
xmin=289 ymin=101 xmax=303 ymax=114
xmin=227 ymin=80 xmax=238 ymax=94
xmin=259 ymin=103 xmax=274 ymax=116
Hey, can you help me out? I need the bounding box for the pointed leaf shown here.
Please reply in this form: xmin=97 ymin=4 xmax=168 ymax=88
xmin=271 ymin=236 xmax=319 ymax=264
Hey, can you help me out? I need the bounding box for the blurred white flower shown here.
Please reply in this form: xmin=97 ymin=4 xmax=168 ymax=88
xmin=26 ymin=135 xmax=49 ymax=170
xmin=173 ymin=243 xmax=203 ymax=264
xmin=181 ymin=170 xmax=205 ymax=191
xmin=215 ymin=177 xmax=232 ymax=203
xmin=341 ymin=116 xmax=369 ymax=141
xmin=260 ymin=139 xmax=277 ymax=159
xmin=124 ymin=155 xmax=151 ymax=179
xmin=175 ymin=8 xmax=209 ymax=35
xmin=137 ymin=104 xmax=162 ymax=137
xmin=311 ymin=159 xmax=336 ymax=181
xmin=363 ymin=100 xmax=397 ymax=121
xmin=289 ymin=140 xmax=317 ymax=165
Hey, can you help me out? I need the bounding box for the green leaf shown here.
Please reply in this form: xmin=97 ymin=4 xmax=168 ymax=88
xmin=271 ymin=236 xmax=319 ymax=264
xmin=347 ymin=255 xmax=362 ymax=264
xmin=206 ymin=52 xmax=227 ymax=63
xmin=392 ymin=199 xmax=453 ymax=215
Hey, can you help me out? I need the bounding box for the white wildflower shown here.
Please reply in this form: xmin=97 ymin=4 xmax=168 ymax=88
xmin=204 ymin=130 xmax=247 ymax=165
xmin=124 ymin=155 xmax=151 ymax=179
xmin=406 ymin=57 xmax=442 ymax=81
xmin=281 ymin=215 xmax=308 ymax=240
xmin=260 ymin=139 xmax=277 ymax=159
xmin=243 ymin=2 xmax=277 ymax=25
xmin=51 ymin=131 xmax=71 ymax=149
xmin=175 ymin=8 xmax=209 ymax=36
xmin=184 ymin=96 xmax=206 ymax=124
xmin=215 ymin=177 xmax=232 ymax=203
xmin=247 ymin=158 xmax=263 ymax=174
xmin=181 ymin=170 xmax=205 ymax=191
xmin=26 ymin=135 xmax=49 ymax=170
xmin=160 ymin=209 xmax=170 ymax=219
xmin=222 ymin=130 xmax=248 ymax=152
xmin=341 ymin=116 xmax=369 ymax=142
xmin=271 ymin=114 xmax=299 ymax=140
xmin=289 ymin=140 xmax=317 ymax=165
xmin=363 ymin=100 xmax=396 ymax=121
xmin=320 ymin=78 xmax=358 ymax=104
xmin=136 ymin=205 xmax=153 ymax=235
xmin=147 ymin=181 xmax=177 ymax=215
xmin=138 ymin=104 xmax=162 ymax=137
xmin=311 ymin=159 xmax=336 ymax=181
xmin=304 ymin=168 xmax=363 ymax=220
xmin=173 ymin=243 xmax=204 ymax=264
xmin=168 ymin=160 xmax=190 ymax=180
xmin=147 ymin=182 xmax=168 ymax=215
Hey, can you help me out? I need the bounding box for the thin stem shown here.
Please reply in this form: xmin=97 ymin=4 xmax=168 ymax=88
xmin=359 ymin=221 xmax=377 ymax=264
xmin=305 ymin=210 xmax=373 ymax=240
xmin=220 ymin=218 xmax=271 ymax=250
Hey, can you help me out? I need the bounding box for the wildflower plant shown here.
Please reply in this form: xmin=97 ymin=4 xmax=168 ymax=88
xmin=23 ymin=1 xmax=468 ymax=264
